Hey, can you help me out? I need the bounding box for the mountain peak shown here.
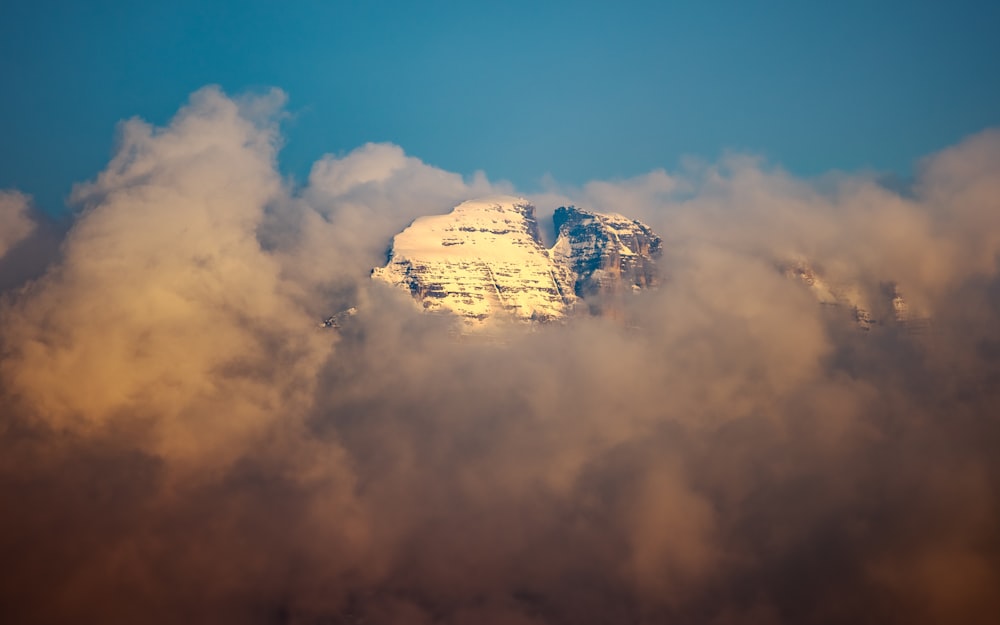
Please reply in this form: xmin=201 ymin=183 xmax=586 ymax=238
xmin=372 ymin=198 xmax=662 ymax=327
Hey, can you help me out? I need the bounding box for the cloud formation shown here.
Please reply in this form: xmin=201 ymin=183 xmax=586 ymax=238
xmin=1 ymin=87 xmax=998 ymax=624
xmin=0 ymin=190 xmax=36 ymax=259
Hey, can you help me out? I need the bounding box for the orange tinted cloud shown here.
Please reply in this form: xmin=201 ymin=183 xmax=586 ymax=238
xmin=1 ymin=88 xmax=998 ymax=624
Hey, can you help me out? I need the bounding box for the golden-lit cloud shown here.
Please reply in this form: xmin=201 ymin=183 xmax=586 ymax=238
xmin=0 ymin=190 xmax=36 ymax=259
xmin=1 ymin=87 xmax=332 ymax=466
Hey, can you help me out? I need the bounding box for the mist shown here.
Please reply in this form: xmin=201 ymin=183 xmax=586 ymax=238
xmin=1 ymin=87 xmax=998 ymax=624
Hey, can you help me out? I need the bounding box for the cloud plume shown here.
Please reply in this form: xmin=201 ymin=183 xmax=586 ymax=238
xmin=1 ymin=87 xmax=998 ymax=624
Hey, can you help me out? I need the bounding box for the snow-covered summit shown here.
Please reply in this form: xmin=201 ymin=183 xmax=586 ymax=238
xmin=371 ymin=197 xmax=662 ymax=326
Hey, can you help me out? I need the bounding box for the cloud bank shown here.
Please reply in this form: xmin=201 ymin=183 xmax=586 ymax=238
xmin=1 ymin=87 xmax=998 ymax=624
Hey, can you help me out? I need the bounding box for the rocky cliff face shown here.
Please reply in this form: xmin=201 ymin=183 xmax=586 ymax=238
xmin=551 ymin=206 xmax=662 ymax=315
xmin=371 ymin=196 xmax=662 ymax=326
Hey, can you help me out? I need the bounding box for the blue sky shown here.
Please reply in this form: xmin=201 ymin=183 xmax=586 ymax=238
xmin=2 ymin=0 xmax=999 ymax=213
